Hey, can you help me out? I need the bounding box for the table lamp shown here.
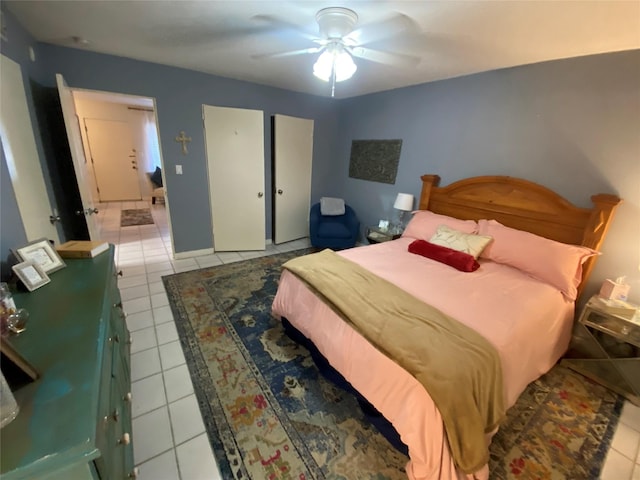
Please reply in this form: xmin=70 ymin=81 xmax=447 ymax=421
xmin=393 ymin=193 xmax=414 ymax=233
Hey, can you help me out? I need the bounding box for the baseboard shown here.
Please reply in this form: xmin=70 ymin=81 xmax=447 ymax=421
xmin=173 ymin=238 xmax=289 ymax=259
xmin=173 ymin=248 xmax=215 ymax=260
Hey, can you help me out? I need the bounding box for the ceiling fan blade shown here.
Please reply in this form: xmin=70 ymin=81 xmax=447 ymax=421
xmin=347 ymin=13 xmax=418 ymax=46
xmin=251 ymin=14 xmax=318 ymax=42
xmin=252 ymin=47 xmax=323 ymax=60
xmin=144 ymin=23 xmax=276 ymax=48
xmin=350 ymin=46 xmax=420 ymax=68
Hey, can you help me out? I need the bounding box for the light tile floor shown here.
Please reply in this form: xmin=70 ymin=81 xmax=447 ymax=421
xmin=96 ymin=200 xmax=311 ymax=480
xmin=97 ymin=200 xmax=640 ymax=480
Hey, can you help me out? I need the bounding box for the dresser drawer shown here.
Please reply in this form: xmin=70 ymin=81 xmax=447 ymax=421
xmin=95 ymin=333 xmax=133 ymax=479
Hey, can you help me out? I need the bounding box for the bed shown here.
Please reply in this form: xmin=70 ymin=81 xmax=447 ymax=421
xmin=271 ymin=174 xmax=621 ymax=480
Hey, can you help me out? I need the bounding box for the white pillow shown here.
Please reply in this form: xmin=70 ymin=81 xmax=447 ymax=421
xmin=320 ymin=197 xmax=345 ymax=216
xmin=429 ymin=225 xmax=493 ymax=259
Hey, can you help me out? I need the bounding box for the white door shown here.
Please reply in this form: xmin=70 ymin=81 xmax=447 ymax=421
xmin=203 ymin=105 xmax=265 ymax=251
xmin=0 ymin=55 xmax=60 ymax=243
xmin=84 ymin=119 xmax=141 ymax=201
xmin=55 ymin=74 xmax=101 ymax=240
xmin=273 ymin=114 xmax=314 ymax=244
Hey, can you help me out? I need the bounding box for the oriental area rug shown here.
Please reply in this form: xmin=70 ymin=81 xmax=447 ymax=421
xmin=162 ymin=250 xmax=623 ymax=480
xmin=120 ymin=208 xmax=154 ymax=227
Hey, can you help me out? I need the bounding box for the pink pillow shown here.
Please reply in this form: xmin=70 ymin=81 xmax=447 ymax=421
xmin=477 ymin=219 xmax=598 ymax=300
xmin=402 ymin=211 xmax=477 ymax=241
xmin=408 ymin=240 xmax=480 ymax=272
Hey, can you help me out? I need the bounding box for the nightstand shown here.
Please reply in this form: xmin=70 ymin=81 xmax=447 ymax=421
xmin=366 ymin=226 xmax=401 ymax=244
xmin=562 ymin=295 xmax=640 ymax=405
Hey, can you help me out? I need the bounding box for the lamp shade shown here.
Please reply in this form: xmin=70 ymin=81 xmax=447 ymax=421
xmin=393 ymin=193 xmax=414 ymax=211
xmin=313 ymin=47 xmax=357 ymax=82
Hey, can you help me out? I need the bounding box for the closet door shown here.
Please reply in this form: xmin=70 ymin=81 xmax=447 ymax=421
xmin=272 ymin=114 xmax=314 ymax=244
xmin=203 ymin=105 xmax=265 ymax=251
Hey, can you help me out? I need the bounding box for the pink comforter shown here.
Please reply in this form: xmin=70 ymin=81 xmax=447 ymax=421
xmin=271 ymin=238 xmax=574 ymax=480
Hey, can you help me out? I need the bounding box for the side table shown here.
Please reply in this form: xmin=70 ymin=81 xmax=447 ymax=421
xmin=366 ymin=226 xmax=401 ymax=244
xmin=562 ymin=295 xmax=640 ymax=405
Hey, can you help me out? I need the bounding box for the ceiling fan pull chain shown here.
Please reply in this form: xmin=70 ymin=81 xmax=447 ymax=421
xmin=331 ymin=62 xmax=336 ymax=98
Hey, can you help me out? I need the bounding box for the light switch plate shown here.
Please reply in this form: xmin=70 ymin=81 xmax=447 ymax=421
xmin=176 ymin=165 xmax=183 ymax=175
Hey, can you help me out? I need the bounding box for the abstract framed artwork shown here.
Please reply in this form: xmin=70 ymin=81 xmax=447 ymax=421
xmin=348 ymin=139 xmax=402 ymax=184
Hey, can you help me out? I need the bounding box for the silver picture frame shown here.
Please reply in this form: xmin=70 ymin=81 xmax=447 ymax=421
xmin=11 ymin=261 xmax=51 ymax=291
xmin=13 ymin=238 xmax=66 ymax=274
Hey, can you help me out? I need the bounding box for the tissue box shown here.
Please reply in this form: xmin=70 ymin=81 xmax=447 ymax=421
xmin=599 ymin=279 xmax=630 ymax=300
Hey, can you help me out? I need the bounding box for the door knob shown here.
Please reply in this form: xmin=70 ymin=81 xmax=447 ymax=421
xmin=257 ymin=192 xmax=264 ymax=198
xmin=87 ymin=208 xmax=99 ymax=215
xmin=277 ymin=189 xmax=283 ymax=195
xmin=49 ymin=215 xmax=61 ymax=224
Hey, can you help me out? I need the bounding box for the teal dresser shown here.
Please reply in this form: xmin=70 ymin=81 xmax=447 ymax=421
xmin=0 ymin=247 xmax=135 ymax=479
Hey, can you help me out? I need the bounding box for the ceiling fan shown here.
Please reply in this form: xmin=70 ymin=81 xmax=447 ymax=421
xmin=252 ymin=7 xmax=421 ymax=97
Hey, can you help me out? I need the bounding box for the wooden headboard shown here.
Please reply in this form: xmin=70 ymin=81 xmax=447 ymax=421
xmin=419 ymin=174 xmax=622 ymax=298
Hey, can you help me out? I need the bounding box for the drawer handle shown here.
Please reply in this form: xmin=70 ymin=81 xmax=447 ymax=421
xmin=118 ymin=432 xmax=131 ymax=445
xmin=117 ymin=270 xmax=123 ymax=277
xmin=128 ymin=467 xmax=140 ymax=479
xmin=112 ymin=408 xmax=120 ymax=422
xmin=113 ymin=301 xmax=123 ymax=310
xmin=123 ymin=392 xmax=132 ymax=403
xmin=109 ymin=334 xmax=120 ymax=343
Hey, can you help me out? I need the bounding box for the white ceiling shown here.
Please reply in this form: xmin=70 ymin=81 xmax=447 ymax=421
xmin=6 ymin=1 xmax=640 ymax=99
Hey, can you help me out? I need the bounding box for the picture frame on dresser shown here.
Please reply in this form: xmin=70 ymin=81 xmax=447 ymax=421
xmin=13 ymin=238 xmax=65 ymax=274
xmin=11 ymin=261 xmax=50 ymax=292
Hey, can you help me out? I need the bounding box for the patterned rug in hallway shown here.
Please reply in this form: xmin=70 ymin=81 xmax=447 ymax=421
xmin=162 ymin=250 xmax=623 ymax=480
xmin=120 ymin=208 xmax=154 ymax=227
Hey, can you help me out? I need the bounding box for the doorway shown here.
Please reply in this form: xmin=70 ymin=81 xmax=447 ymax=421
xmin=70 ymin=90 xmax=174 ymax=255
xmin=0 ymin=55 xmax=60 ymax=243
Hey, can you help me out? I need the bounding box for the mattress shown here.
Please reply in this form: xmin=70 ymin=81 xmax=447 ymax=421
xmin=271 ymin=237 xmax=574 ymax=480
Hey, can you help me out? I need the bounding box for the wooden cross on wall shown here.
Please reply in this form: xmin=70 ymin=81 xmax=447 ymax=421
xmin=175 ymin=131 xmax=192 ymax=155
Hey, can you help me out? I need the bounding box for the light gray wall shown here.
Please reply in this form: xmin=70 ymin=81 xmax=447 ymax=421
xmin=334 ymin=50 xmax=640 ymax=303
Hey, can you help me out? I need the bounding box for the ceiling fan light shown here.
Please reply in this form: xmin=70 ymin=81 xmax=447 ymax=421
xmin=334 ymin=51 xmax=357 ymax=82
xmin=313 ymin=50 xmax=357 ymax=83
xmin=313 ymin=50 xmax=334 ymax=81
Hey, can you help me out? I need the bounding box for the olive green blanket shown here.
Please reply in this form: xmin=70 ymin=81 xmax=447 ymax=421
xmin=283 ymin=249 xmax=505 ymax=473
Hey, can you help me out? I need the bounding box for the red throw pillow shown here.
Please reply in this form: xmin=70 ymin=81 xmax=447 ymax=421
xmin=408 ymin=239 xmax=480 ymax=272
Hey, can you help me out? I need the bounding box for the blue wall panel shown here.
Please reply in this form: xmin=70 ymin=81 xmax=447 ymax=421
xmin=37 ymin=43 xmax=338 ymax=253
